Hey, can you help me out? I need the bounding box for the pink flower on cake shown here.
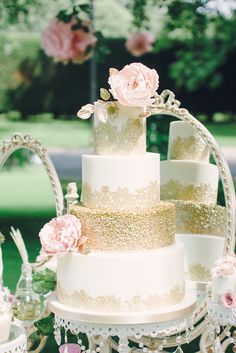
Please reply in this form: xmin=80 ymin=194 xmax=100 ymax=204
xmin=41 ymin=19 xmax=97 ymax=64
xmin=125 ymin=32 xmax=155 ymax=57
xmin=108 ymin=63 xmax=159 ymax=107
xmin=221 ymin=290 xmax=236 ymax=308
xmin=39 ymin=214 xmax=87 ymax=255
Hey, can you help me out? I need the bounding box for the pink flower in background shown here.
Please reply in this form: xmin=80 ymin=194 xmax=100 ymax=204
xmin=221 ymin=290 xmax=236 ymax=308
xmin=39 ymin=214 xmax=87 ymax=255
xmin=71 ymin=27 xmax=97 ymax=63
xmin=108 ymin=62 xmax=159 ymax=107
xmin=125 ymin=32 xmax=155 ymax=57
xmin=41 ymin=19 xmax=97 ymax=64
xmin=41 ymin=19 xmax=74 ymax=62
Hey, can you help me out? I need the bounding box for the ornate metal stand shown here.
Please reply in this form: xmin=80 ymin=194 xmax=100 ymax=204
xmin=204 ymin=297 xmax=236 ymax=352
xmin=0 ymin=323 xmax=27 ymax=353
xmin=48 ymin=292 xmax=196 ymax=353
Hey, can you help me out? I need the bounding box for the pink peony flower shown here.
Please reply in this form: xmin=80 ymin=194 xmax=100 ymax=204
xmin=221 ymin=290 xmax=236 ymax=308
xmin=125 ymin=32 xmax=155 ymax=57
xmin=39 ymin=214 xmax=87 ymax=255
xmin=108 ymin=62 xmax=159 ymax=107
xmin=41 ymin=19 xmax=74 ymax=62
xmin=41 ymin=19 xmax=97 ymax=64
xmin=71 ymin=27 xmax=97 ymax=63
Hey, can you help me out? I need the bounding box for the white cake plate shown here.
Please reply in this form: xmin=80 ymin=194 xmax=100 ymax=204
xmin=0 ymin=323 xmax=27 ymax=353
xmin=48 ymin=292 xmax=196 ymax=353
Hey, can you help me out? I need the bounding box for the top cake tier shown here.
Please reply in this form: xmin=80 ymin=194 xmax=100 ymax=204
xmin=168 ymin=121 xmax=210 ymax=162
xmin=94 ymin=102 xmax=146 ymax=155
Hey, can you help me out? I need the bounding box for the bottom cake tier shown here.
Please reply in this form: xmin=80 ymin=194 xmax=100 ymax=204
xmin=56 ymin=242 xmax=185 ymax=313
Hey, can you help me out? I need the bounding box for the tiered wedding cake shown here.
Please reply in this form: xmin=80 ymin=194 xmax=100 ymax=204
xmin=55 ymin=64 xmax=187 ymax=314
xmin=161 ymin=121 xmax=227 ymax=282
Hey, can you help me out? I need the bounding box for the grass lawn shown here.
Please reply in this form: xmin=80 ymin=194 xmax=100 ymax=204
xmin=0 ymin=120 xmax=92 ymax=149
xmin=205 ymin=123 xmax=236 ymax=147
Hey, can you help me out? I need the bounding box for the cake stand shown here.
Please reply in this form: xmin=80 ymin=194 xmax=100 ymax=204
xmin=48 ymin=292 xmax=196 ymax=353
xmin=0 ymin=323 xmax=27 ymax=353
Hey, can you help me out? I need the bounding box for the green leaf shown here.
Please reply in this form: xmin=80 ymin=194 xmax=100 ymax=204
xmin=34 ymin=314 xmax=54 ymax=336
xmin=32 ymin=268 xmax=56 ymax=295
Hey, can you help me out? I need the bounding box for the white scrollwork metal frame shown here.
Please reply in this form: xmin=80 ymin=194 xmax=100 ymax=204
xmin=132 ymin=89 xmax=236 ymax=349
xmin=0 ymin=133 xmax=64 ymax=216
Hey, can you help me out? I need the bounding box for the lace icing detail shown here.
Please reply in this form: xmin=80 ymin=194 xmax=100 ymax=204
xmin=70 ymin=202 xmax=175 ymax=251
xmin=173 ymin=200 xmax=227 ymax=236
xmin=82 ymin=181 xmax=160 ymax=210
xmin=185 ymin=264 xmax=211 ymax=282
xmin=161 ymin=179 xmax=217 ymax=204
xmin=57 ymin=283 xmax=185 ymax=312
xmin=94 ymin=115 xmax=146 ymax=155
xmin=168 ymin=135 xmax=210 ymax=162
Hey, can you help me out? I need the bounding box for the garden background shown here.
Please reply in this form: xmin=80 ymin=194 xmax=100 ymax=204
xmin=0 ymin=1 xmax=236 ymax=352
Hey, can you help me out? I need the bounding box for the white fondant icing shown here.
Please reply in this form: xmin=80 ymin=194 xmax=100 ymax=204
xmin=57 ymin=242 xmax=184 ymax=312
xmin=82 ymin=153 xmax=160 ymax=209
xmin=212 ymin=274 xmax=236 ymax=304
xmin=94 ymin=102 xmax=146 ymax=155
xmin=176 ymin=234 xmax=225 ymax=282
xmin=0 ymin=313 xmax=11 ymax=343
xmin=160 ymin=160 xmax=219 ymax=203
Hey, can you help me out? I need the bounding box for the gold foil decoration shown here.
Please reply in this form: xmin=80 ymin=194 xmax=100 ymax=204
xmin=82 ymin=181 xmax=160 ymax=210
xmin=168 ymin=135 xmax=210 ymax=162
xmin=185 ymin=264 xmax=211 ymax=282
xmin=161 ymin=179 xmax=217 ymax=204
xmin=94 ymin=116 xmax=146 ymax=155
xmin=57 ymin=283 xmax=184 ymax=312
xmin=70 ymin=202 xmax=175 ymax=251
xmin=173 ymin=200 xmax=227 ymax=236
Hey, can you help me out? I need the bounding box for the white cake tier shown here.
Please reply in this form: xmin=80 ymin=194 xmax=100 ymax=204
xmin=160 ymin=160 xmax=219 ymax=204
xmin=94 ymin=102 xmax=146 ymax=155
xmin=81 ymin=153 xmax=160 ymax=210
xmin=212 ymin=274 xmax=236 ymax=304
xmin=0 ymin=313 xmax=11 ymax=343
xmin=168 ymin=121 xmax=210 ymax=162
xmin=176 ymin=234 xmax=225 ymax=283
xmin=57 ymin=242 xmax=185 ymax=313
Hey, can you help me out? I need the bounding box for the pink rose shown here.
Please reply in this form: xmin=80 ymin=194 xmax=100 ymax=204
xmin=125 ymin=32 xmax=155 ymax=57
xmin=39 ymin=215 xmax=87 ymax=255
xmin=71 ymin=27 xmax=97 ymax=63
xmin=41 ymin=19 xmax=97 ymax=64
xmin=41 ymin=19 xmax=74 ymax=62
xmin=108 ymin=63 xmax=159 ymax=107
xmin=221 ymin=290 xmax=236 ymax=308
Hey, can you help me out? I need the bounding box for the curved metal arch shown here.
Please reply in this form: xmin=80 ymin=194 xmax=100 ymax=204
xmin=0 ymin=133 xmax=64 ymax=217
xmin=130 ymin=89 xmax=236 ymax=349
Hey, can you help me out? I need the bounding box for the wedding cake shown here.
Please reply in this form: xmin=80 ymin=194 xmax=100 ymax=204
xmin=161 ymin=121 xmax=226 ymax=282
xmin=41 ymin=64 xmax=189 ymax=316
xmin=211 ymin=254 xmax=236 ymax=307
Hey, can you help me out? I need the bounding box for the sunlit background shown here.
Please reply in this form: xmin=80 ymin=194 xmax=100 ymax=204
xmin=0 ymin=1 xmax=235 ymax=351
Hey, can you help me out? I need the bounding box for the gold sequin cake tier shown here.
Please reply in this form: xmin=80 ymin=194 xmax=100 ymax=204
xmin=172 ymin=200 xmax=227 ymax=236
xmin=71 ymin=202 xmax=175 ymax=251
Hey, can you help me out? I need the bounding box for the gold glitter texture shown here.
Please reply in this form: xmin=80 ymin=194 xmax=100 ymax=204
xmin=94 ymin=116 xmax=146 ymax=155
xmin=57 ymin=283 xmax=184 ymax=312
xmin=70 ymin=202 xmax=175 ymax=251
xmin=161 ymin=179 xmax=217 ymax=204
xmin=168 ymin=135 xmax=210 ymax=162
xmin=173 ymin=200 xmax=227 ymax=236
xmin=185 ymin=264 xmax=211 ymax=282
xmin=82 ymin=181 xmax=160 ymax=210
